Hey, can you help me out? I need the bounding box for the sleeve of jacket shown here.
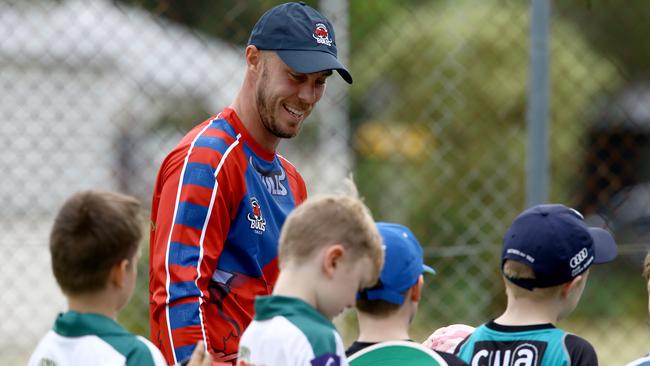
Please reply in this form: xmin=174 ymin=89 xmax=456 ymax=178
xmin=149 ymin=126 xmax=245 ymax=365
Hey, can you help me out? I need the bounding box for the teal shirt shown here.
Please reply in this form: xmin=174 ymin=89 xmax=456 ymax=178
xmin=456 ymin=321 xmax=597 ymax=366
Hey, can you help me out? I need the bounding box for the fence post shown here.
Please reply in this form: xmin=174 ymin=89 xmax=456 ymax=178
xmin=526 ymin=0 xmax=551 ymax=207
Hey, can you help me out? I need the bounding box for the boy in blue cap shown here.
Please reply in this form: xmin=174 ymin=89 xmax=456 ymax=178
xmin=347 ymin=222 xmax=466 ymax=366
xmin=456 ymin=204 xmax=617 ymax=365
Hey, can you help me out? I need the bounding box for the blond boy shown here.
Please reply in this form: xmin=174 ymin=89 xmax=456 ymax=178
xmin=237 ymin=193 xmax=384 ymax=366
xmin=456 ymin=204 xmax=617 ymax=366
xmin=28 ymin=191 xmax=211 ymax=366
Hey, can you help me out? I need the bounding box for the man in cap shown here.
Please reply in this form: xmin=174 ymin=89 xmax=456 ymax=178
xmin=149 ymin=2 xmax=352 ymax=364
xmin=348 ymin=222 xmax=467 ymax=366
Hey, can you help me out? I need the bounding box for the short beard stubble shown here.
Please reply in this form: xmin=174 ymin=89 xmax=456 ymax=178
xmin=256 ymin=63 xmax=299 ymax=139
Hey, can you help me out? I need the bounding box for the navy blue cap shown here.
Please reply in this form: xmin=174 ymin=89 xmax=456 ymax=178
xmin=248 ymin=2 xmax=352 ymax=84
xmin=359 ymin=222 xmax=435 ymax=305
xmin=502 ymin=204 xmax=617 ymax=290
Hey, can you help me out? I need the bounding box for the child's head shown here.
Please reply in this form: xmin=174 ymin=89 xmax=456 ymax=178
xmin=50 ymin=191 xmax=143 ymax=307
xmin=501 ymin=204 xmax=617 ymax=315
xmin=357 ymin=222 xmax=435 ymax=320
xmin=278 ymin=193 xmax=384 ymax=319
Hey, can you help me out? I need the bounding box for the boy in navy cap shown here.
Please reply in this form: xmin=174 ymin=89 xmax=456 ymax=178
xmin=456 ymin=204 xmax=617 ymax=366
xmin=347 ymin=222 xmax=466 ymax=366
xmin=150 ymin=2 xmax=353 ymax=363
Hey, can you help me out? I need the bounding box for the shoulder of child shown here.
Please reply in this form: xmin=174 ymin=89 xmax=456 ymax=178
xmin=115 ymin=335 xmax=168 ymax=366
xmin=437 ymin=350 xmax=469 ymax=366
xmin=564 ymin=333 xmax=598 ymax=366
xmin=627 ymin=353 xmax=650 ymax=366
xmin=240 ymin=315 xmax=344 ymax=366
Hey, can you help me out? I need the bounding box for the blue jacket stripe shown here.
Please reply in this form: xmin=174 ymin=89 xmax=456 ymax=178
xmin=194 ymin=135 xmax=230 ymax=155
xmin=168 ymin=242 xmax=200 ymax=267
xmin=168 ymin=302 xmax=201 ymax=330
xmin=208 ymin=118 xmax=237 ymax=139
xmin=182 ymin=163 xmax=215 ymax=189
xmin=168 ymin=281 xmax=202 ymax=303
xmin=174 ymin=344 xmax=196 ymax=365
xmin=174 ymin=202 xmax=208 ymax=230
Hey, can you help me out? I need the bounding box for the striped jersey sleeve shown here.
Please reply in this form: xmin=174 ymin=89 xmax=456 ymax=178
xmin=149 ymin=114 xmax=247 ymax=365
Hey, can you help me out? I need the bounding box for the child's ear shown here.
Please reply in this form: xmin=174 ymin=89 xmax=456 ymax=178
xmin=322 ymin=244 xmax=345 ymax=278
xmin=409 ymin=275 xmax=424 ymax=302
xmin=561 ymin=275 xmax=584 ymax=298
xmin=109 ymin=259 xmax=130 ymax=288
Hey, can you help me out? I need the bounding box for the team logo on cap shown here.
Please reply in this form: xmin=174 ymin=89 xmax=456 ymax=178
xmin=247 ymin=197 xmax=266 ymax=234
xmin=570 ymin=248 xmax=589 ymax=268
xmin=313 ymin=23 xmax=332 ymax=46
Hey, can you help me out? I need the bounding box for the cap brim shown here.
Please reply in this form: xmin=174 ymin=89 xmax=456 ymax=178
xmin=348 ymin=340 xmax=449 ymax=366
xmin=276 ymin=49 xmax=353 ymax=84
xmin=362 ymin=287 xmax=406 ymax=305
xmin=423 ymin=264 xmax=436 ymax=275
xmin=588 ymin=227 xmax=617 ymax=264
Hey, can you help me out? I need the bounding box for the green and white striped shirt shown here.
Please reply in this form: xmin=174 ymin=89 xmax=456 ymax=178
xmin=28 ymin=311 xmax=166 ymax=366
xmin=238 ymin=295 xmax=347 ymax=366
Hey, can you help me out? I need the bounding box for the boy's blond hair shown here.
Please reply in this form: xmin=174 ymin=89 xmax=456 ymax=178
xmin=502 ymin=260 xmax=564 ymax=299
xmin=278 ymin=193 xmax=384 ymax=283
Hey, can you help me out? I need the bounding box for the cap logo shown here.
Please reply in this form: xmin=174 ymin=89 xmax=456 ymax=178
xmin=313 ymin=23 xmax=332 ymax=46
xmin=570 ymin=248 xmax=589 ymax=268
xmin=506 ymin=248 xmax=535 ymax=263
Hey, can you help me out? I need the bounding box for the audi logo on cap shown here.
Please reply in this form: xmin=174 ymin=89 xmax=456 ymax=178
xmin=570 ymin=248 xmax=589 ymax=268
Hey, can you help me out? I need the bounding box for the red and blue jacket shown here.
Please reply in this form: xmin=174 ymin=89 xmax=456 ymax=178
xmin=149 ymin=107 xmax=307 ymax=365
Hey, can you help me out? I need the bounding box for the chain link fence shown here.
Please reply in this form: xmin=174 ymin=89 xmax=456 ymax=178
xmin=2 ymin=0 xmax=649 ymax=364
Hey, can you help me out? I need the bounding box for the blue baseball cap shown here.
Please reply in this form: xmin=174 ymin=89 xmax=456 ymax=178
xmin=359 ymin=222 xmax=435 ymax=305
xmin=502 ymin=204 xmax=617 ymax=290
xmin=248 ymin=2 xmax=353 ymax=84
